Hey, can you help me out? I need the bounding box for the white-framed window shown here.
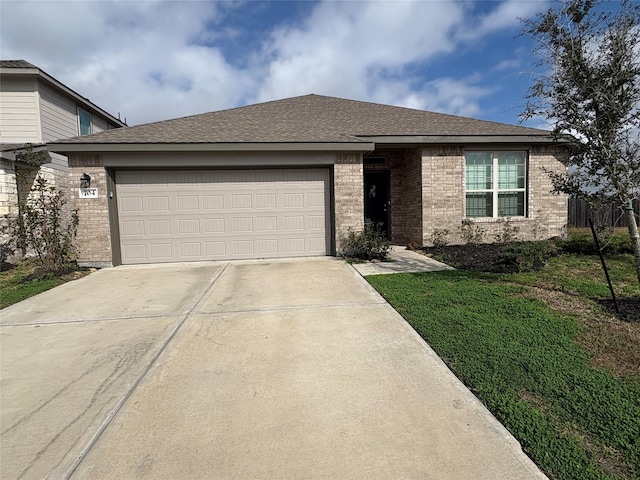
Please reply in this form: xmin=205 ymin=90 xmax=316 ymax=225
xmin=465 ymin=151 xmax=527 ymax=218
xmin=78 ymin=107 xmax=92 ymax=136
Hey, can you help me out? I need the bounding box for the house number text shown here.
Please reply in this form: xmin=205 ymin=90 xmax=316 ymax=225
xmin=79 ymin=188 xmax=98 ymax=198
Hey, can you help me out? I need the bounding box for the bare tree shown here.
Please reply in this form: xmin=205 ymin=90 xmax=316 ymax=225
xmin=521 ymin=0 xmax=640 ymax=282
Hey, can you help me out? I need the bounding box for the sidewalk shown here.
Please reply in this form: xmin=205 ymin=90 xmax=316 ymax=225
xmin=351 ymin=245 xmax=454 ymax=276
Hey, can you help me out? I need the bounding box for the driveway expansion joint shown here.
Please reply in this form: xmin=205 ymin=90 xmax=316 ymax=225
xmin=195 ymin=299 xmax=388 ymax=316
xmin=61 ymin=263 xmax=230 ymax=480
xmin=0 ymin=314 xmax=187 ymax=328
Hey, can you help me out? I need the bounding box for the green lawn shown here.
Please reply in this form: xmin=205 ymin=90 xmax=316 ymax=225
xmin=367 ymin=264 xmax=640 ymax=480
xmin=0 ymin=260 xmax=69 ymax=309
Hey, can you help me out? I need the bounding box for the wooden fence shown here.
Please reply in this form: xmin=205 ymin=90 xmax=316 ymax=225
xmin=568 ymin=198 xmax=640 ymax=228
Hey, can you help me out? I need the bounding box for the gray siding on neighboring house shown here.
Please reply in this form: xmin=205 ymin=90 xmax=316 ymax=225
xmin=38 ymin=81 xmax=79 ymax=142
xmin=49 ymin=152 xmax=68 ymax=175
xmin=0 ymin=77 xmax=41 ymax=143
xmin=92 ymin=116 xmax=108 ymax=133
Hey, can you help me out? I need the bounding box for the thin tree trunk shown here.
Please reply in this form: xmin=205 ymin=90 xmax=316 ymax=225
xmin=625 ymin=199 xmax=640 ymax=284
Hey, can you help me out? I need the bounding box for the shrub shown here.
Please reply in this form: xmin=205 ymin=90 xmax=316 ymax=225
xmin=459 ymin=218 xmax=486 ymax=245
xmin=494 ymin=217 xmax=520 ymax=244
xmin=559 ymin=228 xmax=633 ymax=255
xmin=0 ymin=216 xmax=15 ymax=267
xmin=342 ymin=223 xmax=390 ymax=261
xmin=0 ymin=238 xmax=14 ymax=267
xmin=4 ymin=175 xmax=79 ymax=273
xmin=430 ymin=228 xmax=450 ymax=248
xmin=498 ymin=241 xmax=559 ymax=272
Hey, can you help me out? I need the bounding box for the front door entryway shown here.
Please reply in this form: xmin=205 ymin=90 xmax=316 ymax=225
xmin=364 ymin=171 xmax=390 ymax=238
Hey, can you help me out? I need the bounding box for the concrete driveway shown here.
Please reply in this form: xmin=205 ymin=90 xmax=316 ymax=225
xmin=1 ymin=258 xmax=547 ymax=480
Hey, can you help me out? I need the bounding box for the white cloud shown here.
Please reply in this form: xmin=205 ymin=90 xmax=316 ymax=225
xmin=1 ymin=0 xmax=253 ymax=124
xmin=254 ymin=0 xmax=464 ymax=104
xmin=456 ymin=0 xmax=550 ymax=41
xmin=0 ymin=0 xmax=544 ymax=126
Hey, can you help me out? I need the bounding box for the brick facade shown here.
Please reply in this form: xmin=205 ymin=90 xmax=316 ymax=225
xmin=420 ymin=146 xmax=568 ymax=246
xmin=528 ymin=145 xmax=569 ymax=239
xmin=65 ymin=145 xmax=568 ymax=265
xmin=68 ymin=154 xmax=112 ymax=267
xmin=334 ymin=153 xmax=364 ymax=253
xmin=421 ymin=146 xmax=465 ymax=245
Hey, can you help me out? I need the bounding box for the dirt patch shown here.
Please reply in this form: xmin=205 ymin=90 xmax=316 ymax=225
xmin=521 ymin=288 xmax=640 ymax=379
xmin=5 ymin=262 xmax=94 ymax=284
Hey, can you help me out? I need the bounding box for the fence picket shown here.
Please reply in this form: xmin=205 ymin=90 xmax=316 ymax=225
xmin=568 ymin=198 xmax=640 ymax=227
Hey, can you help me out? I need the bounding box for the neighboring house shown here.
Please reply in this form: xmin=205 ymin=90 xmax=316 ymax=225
xmin=0 ymin=60 xmax=126 ymax=219
xmin=50 ymin=94 xmax=568 ymax=267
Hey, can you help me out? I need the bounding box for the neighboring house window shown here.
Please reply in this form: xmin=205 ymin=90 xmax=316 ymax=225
xmin=78 ymin=108 xmax=92 ymax=135
xmin=465 ymin=151 xmax=526 ymax=217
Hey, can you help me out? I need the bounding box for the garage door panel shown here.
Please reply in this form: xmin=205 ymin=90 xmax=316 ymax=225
xmin=122 ymin=244 xmax=147 ymax=262
xmin=116 ymin=169 xmax=330 ymax=264
xmin=202 ymin=195 xmax=224 ymax=210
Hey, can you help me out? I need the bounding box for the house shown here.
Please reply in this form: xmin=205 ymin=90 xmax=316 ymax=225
xmin=0 ymin=60 xmax=126 ymax=219
xmin=49 ymin=94 xmax=568 ymax=267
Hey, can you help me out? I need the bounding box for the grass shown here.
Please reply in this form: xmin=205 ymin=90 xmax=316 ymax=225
xmin=0 ymin=259 xmax=71 ymax=309
xmin=366 ymin=257 xmax=640 ymax=480
xmin=507 ymin=253 xmax=640 ymax=299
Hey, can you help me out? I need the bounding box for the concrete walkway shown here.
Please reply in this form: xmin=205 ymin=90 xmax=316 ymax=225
xmin=1 ymin=258 xmax=546 ymax=480
xmin=351 ymin=245 xmax=454 ymax=276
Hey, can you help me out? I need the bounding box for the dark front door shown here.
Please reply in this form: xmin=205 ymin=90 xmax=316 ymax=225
xmin=364 ymin=171 xmax=390 ymax=238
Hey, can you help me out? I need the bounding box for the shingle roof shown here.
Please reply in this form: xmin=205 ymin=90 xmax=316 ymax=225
xmin=0 ymin=60 xmax=37 ymax=69
xmin=52 ymin=94 xmax=549 ymax=145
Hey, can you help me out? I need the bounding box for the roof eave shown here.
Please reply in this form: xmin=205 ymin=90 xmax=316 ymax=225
xmin=48 ymin=142 xmax=377 ymax=154
xmin=356 ymin=135 xmax=566 ymax=144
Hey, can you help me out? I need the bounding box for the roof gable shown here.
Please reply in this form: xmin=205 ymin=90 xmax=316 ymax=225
xmin=0 ymin=59 xmax=126 ymax=128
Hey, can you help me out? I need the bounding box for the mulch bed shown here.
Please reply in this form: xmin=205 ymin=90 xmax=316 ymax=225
xmin=598 ymin=298 xmax=640 ymax=323
xmin=422 ymin=243 xmax=519 ymax=273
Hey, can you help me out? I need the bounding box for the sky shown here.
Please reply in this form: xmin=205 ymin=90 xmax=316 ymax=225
xmin=0 ymin=0 xmax=559 ymax=128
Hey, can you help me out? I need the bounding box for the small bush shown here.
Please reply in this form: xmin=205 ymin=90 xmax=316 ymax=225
xmin=559 ymin=229 xmax=633 ymax=255
xmin=342 ymin=224 xmax=390 ymax=261
xmin=3 ymin=176 xmax=79 ymax=273
xmin=459 ymin=218 xmax=486 ymax=245
xmin=494 ymin=217 xmax=520 ymax=244
xmin=498 ymin=241 xmax=559 ymax=272
xmin=0 ymin=218 xmax=15 ymax=267
xmin=430 ymin=228 xmax=450 ymax=248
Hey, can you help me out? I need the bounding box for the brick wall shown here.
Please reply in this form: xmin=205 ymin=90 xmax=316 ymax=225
xmin=401 ymin=148 xmax=423 ymax=245
xmin=421 ymin=145 xmax=568 ymax=246
xmin=528 ymin=145 xmax=568 ymax=239
xmin=422 ymin=146 xmax=465 ymax=245
xmin=68 ymin=154 xmax=112 ymax=267
xmin=334 ymin=153 xmax=364 ymax=253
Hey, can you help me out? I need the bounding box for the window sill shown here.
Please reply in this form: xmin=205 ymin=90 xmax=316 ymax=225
xmin=466 ymin=216 xmax=528 ymax=223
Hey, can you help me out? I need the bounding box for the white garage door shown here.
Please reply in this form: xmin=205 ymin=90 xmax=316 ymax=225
xmin=116 ymin=169 xmax=331 ymax=264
